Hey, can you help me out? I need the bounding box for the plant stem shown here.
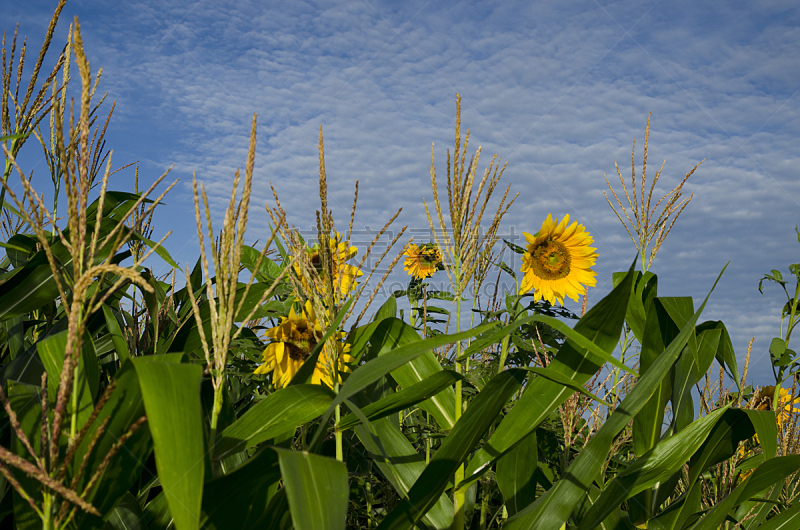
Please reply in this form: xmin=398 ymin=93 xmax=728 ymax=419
xmin=209 ymin=383 xmax=224 ymax=452
xmin=335 ymin=402 xmax=343 ymax=462
xmin=479 ymin=479 xmax=489 ymax=530
xmin=453 ymin=266 xmax=465 ymax=530
xmin=41 ymin=491 xmax=53 ymax=530
xmin=497 ymin=334 xmax=511 ymax=375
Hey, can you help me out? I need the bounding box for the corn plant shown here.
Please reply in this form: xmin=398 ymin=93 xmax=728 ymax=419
xmin=0 ymin=5 xmax=798 ymax=530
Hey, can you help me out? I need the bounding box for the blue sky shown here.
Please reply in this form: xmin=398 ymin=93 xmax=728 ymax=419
xmin=4 ymin=0 xmax=800 ymax=384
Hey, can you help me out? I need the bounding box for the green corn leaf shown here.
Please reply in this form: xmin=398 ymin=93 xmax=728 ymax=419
xmin=688 ymin=455 xmax=800 ymax=530
xmin=496 ymin=428 xmax=538 ymax=516
xmin=275 ymin=448 xmax=348 ymax=530
xmin=364 ymin=317 xmax=461 ymax=429
xmin=201 ymin=447 xmax=282 ymax=529
xmin=504 ymin=265 xmax=725 ymax=530
xmin=103 ymin=492 xmax=147 ymax=530
xmin=752 ymin=501 xmax=800 ymax=530
xmin=6 ymin=381 xmax=44 ymax=530
xmin=68 ymin=360 xmax=153 ymax=529
xmin=340 ymin=319 xmax=488 ymax=439
xmin=133 ymin=358 xmax=205 ymax=530
xmin=458 ymin=312 xmax=636 ymax=375
xmin=213 ymin=384 xmax=335 ymax=460
xmin=577 ymin=406 xmax=731 ymax=529
xmin=37 ymin=330 xmax=97 ymax=430
xmin=327 ymin=321 xmax=493 ymax=423
xmin=338 ymin=370 xmax=462 ymax=430
xmin=378 ymin=368 xmax=528 ymax=529
xmin=354 ymin=417 xmax=454 ymax=530
xmin=462 ymin=261 xmax=637 ymax=487
xmin=102 ymin=304 xmax=132 ymax=363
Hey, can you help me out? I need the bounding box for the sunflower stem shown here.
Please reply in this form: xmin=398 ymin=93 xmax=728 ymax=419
xmin=335 ymin=387 xmax=343 ymax=462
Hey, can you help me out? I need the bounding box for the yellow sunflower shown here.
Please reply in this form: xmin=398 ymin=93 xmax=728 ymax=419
xmin=295 ymin=231 xmax=363 ymax=297
xmin=738 ymin=385 xmax=800 ymax=479
xmin=754 ymin=385 xmax=800 ymax=428
xmin=254 ymin=300 xmax=354 ymax=388
xmin=403 ymin=243 xmax=443 ymax=280
xmin=519 ymin=213 xmax=598 ymax=306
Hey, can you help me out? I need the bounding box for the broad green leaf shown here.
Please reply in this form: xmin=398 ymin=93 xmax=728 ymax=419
xmin=459 ymin=314 xmax=635 ymax=376
xmin=742 ymin=409 xmax=778 ymax=459
xmin=754 ymin=501 xmax=800 ymax=530
xmin=202 ymin=447 xmax=282 ymax=529
xmin=2 ymin=315 xmax=24 ymax=360
xmin=327 ymin=322 xmax=493 ymax=426
xmin=347 ymin=319 xmax=384 ymax=364
xmin=504 ymin=266 xmax=723 ymax=530
xmin=37 ymin=330 xmax=97 ymax=430
xmin=524 ymin=367 xmax=607 ymax=405
xmin=275 ymin=448 xmax=348 ymax=530
xmin=670 ymin=327 xmax=721 ymax=435
xmin=102 ymin=304 xmax=131 ymax=363
xmin=69 ymin=361 xmax=153 ymax=529
xmin=142 ymin=491 xmax=172 ymax=530
xmin=630 ymin=297 xmax=687 ymax=523
xmin=462 ymin=263 xmax=637 ymax=486
xmin=2 ymin=234 xmax=38 ymax=267
xmin=648 ymin=408 xmax=756 ymax=530
xmin=354 ymin=417 xmax=453 ymax=530
xmin=138 ymin=233 xmax=180 ymax=269
xmin=366 ymin=317 xmax=461 ymax=429
xmin=769 ymin=337 xmax=787 ymax=358
xmin=577 ymin=406 xmax=731 ymax=529
xmin=496 ymin=428 xmax=538 ymax=516
xmin=338 ymin=370 xmax=463 ymax=430
xmin=214 ymin=385 xmax=335 ymax=459
xmin=7 ymin=381 xmax=44 ymax=530
xmin=612 ymin=270 xmax=658 ymax=342
xmin=241 ymin=242 xmax=284 ymax=282
xmin=698 ymin=321 xmax=740 ymax=390
xmin=373 ymin=295 xmax=397 ymax=321
xmin=133 ymin=358 xmax=205 ymax=530
xmin=0 ymin=216 xmax=137 ymax=321
xmin=688 ymin=455 xmax=800 ymax=530
xmin=378 ymin=368 xmax=528 ymax=529
xmin=102 ymin=491 xmax=147 ymax=530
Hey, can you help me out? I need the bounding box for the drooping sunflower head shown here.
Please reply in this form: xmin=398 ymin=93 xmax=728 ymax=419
xmin=754 ymin=385 xmax=800 ymax=427
xmin=295 ymin=231 xmax=363 ymax=297
xmin=403 ymin=243 xmax=443 ymax=280
xmin=254 ymin=301 xmax=354 ymax=388
xmin=520 ymin=213 xmax=598 ymax=306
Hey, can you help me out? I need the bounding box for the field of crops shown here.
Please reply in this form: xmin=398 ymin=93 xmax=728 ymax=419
xmin=1 ymin=3 xmax=799 ymax=529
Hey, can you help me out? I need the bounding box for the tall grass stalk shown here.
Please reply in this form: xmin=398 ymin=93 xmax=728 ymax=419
xmin=425 ymin=94 xmax=516 ymax=529
xmin=186 ymin=114 xmax=289 ymax=449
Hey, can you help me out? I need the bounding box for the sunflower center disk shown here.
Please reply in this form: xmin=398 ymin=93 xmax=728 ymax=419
xmin=286 ymin=324 xmax=318 ymax=361
xmin=531 ymin=239 xmax=571 ymax=280
xmin=420 ymin=249 xmax=439 ymax=266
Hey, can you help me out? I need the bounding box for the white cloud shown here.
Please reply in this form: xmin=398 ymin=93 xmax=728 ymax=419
xmin=4 ymin=0 xmax=799 ymax=382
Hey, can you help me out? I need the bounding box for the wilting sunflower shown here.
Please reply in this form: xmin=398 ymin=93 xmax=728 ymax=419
xmin=520 ymin=213 xmax=598 ymax=306
xmin=754 ymin=385 xmax=800 ymax=428
xmin=403 ymin=243 xmax=443 ymax=280
xmin=295 ymin=231 xmax=363 ymax=297
xmin=254 ymin=301 xmax=354 ymax=388
xmin=738 ymin=385 xmax=800 ymax=478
